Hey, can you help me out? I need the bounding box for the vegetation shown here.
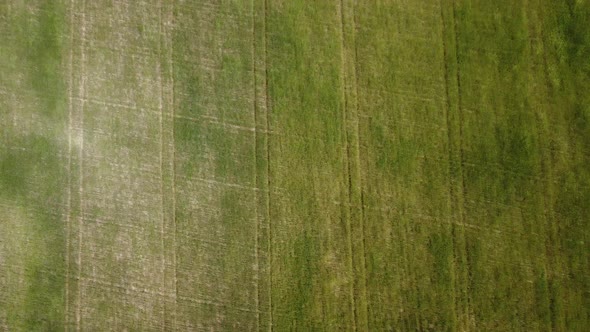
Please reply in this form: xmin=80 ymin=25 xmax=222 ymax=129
xmin=0 ymin=0 xmax=588 ymax=330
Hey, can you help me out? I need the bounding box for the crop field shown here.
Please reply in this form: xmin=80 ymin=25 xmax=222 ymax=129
xmin=0 ymin=0 xmax=589 ymax=331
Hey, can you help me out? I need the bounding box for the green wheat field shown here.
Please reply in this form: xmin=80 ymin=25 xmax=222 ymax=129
xmin=1 ymin=0 xmax=589 ymax=330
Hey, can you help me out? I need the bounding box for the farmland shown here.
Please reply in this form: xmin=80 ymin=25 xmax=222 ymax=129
xmin=1 ymin=0 xmax=589 ymax=331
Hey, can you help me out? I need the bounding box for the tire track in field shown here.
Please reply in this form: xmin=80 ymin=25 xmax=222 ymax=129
xmin=263 ymin=0 xmax=273 ymax=329
xmin=157 ymin=0 xmax=163 ymax=326
xmin=337 ymin=0 xmax=359 ymax=330
xmin=76 ymin=0 xmax=88 ymax=330
xmin=157 ymin=1 xmax=180 ymax=328
xmin=525 ymin=2 xmax=559 ymax=329
xmin=65 ymin=0 xmax=75 ymax=330
xmin=450 ymin=1 xmax=474 ymax=329
xmin=157 ymin=1 xmax=167 ymax=329
xmin=250 ymin=0 xmax=261 ymax=329
xmin=438 ymin=0 xmax=460 ymax=329
xmin=350 ymin=2 xmax=371 ymax=328
xmin=170 ymin=2 xmax=178 ymax=329
xmin=535 ymin=4 xmax=561 ymax=328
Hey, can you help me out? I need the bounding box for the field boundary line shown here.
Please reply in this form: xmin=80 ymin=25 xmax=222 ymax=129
xmin=337 ymin=0 xmax=359 ymax=330
xmin=76 ymin=0 xmax=87 ymax=330
xmin=527 ymin=3 xmax=559 ymax=329
xmin=438 ymin=0 xmax=460 ymax=330
xmin=263 ymin=0 xmax=273 ymax=329
xmin=169 ymin=1 xmax=178 ymax=329
xmin=449 ymin=1 xmax=474 ymax=329
xmin=251 ymin=0 xmax=261 ymax=329
xmin=537 ymin=7 xmax=560 ymax=330
xmin=350 ymin=1 xmax=371 ymax=328
xmin=65 ymin=0 xmax=75 ymax=330
xmin=536 ymin=5 xmax=564 ymax=325
xmin=157 ymin=1 xmax=168 ymax=330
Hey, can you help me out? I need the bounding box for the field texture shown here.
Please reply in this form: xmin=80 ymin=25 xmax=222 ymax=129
xmin=1 ymin=0 xmax=589 ymax=331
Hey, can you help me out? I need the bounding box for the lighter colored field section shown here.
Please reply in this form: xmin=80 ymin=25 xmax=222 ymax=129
xmin=172 ymin=1 xmax=261 ymax=330
xmin=65 ymin=0 xmax=169 ymax=330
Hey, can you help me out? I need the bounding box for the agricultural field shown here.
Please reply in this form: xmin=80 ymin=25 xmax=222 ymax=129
xmin=0 ymin=0 xmax=589 ymax=330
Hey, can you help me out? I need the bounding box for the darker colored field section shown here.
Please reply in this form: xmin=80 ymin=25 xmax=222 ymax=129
xmin=265 ymin=1 xmax=355 ymax=330
xmin=0 ymin=1 xmax=68 ymax=330
xmin=354 ymin=2 xmax=456 ymax=330
xmin=452 ymin=1 xmax=589 ymax=329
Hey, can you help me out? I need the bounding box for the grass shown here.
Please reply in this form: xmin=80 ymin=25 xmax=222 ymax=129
xmin=0 ymin=0 xmax=588 ymax=330
xmin=0 ymin=1 xmax=68 ymax=330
